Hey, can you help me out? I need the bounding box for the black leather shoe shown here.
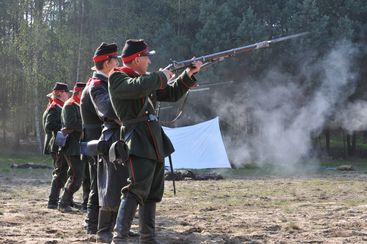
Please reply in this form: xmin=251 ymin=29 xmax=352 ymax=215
xmin=58 ymin=204 xmax=79 ymax=213
xmin=47 ymin=202 xmax=58 ymax=209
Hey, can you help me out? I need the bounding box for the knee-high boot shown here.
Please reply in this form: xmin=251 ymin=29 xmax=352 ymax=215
xmin=96 ymin=209 xmax=115 ymax=243
xmin=112 ymin=194 xmax=139 ymax=243
xmin=48 ymin=180 xmax=61 ymax=209
xmin=58 ymin=190 xmax=74 ymax=212
xmin=139 ymin=201 xmax=159 ymax=244
xmin=85 ymin=206 xmax=99 ymax=234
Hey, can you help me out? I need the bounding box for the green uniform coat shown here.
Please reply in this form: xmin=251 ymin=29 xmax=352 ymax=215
xmin=42 ymin=99 xmax=64 ymax=154
xmin=109 ymin=66 xmax=196 ymax=203
xmin=81 ymin=79 xmax=103 ymax=141
xmin=61 ymin=95 xmax=83 ymax=156
xmin=109 ymin=67 xmax=196 ymax=161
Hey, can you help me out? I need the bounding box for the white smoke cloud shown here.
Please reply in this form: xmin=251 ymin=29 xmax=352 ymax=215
xmin=212 ymin=41 xmax=359 ymax=172
xmin=336 ymin=101 xmax=367 ymax=133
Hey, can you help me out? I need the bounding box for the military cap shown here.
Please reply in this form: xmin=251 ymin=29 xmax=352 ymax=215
xmin=73 ymin=82 xmax=86 ymax=92
xmin=52 ymin=82 xmax=70 ymax=92
xmin=121 ymin=39 xmax=156 ymax=63
xmin=93 ymin=42 xmax=119 ymax=63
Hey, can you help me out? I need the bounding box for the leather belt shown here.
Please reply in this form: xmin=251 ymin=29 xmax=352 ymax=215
xmin=123 ymin=114 xmax=158 ymax=126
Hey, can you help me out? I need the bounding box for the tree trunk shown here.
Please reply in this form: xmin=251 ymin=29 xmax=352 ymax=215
xmin=346 ymin=134 xmax=352 ymax=156
xmin=324 ymin=129 xmax=330 ymax=155
xmin=75 ymin=0 xmax=84 ymax=81
xmin=342 ymin=131 xmax=347 ymax=158
xmin=34 ymin=86 xmax=42 ymax=153
xmin=351 ymin=132 xmax=356 ymax=156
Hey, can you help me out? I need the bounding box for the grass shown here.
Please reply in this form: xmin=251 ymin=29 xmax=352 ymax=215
xmin=1 ymin=148 xmax=367 ymax=179
xmin=190 ymin=158 xmax=367 ymax=180
xmin=0 ymin=152 xmax=51 ymax=175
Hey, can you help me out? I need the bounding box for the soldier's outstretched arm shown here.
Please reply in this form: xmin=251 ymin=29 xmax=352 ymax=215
xmin=108 ymin=71 xmax=168 ymax=99
xmin=156 ymin=61 xmax=202 ymax=102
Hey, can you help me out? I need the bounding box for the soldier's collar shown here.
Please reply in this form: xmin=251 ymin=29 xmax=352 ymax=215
xmin=93 ymin=71 xmax=108 ymax=82
xmin=72 ymin=95 xmax=81 ymax=105
xmin=53 ymin=98 xmax=64 ymax=108
xmin=115 ymin=66 xmax=140 ymax=78
xmin=95 ymin=70 xmax=108 ymax=78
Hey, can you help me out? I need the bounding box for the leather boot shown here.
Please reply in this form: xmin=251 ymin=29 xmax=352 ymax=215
xmin=58 ymin=190 xmax=77 ymax=213
xmin=82 ymin=179 xmax=90 ymax=212
xmin=85 ymin=206 xmax=99 ymax=234
xmin=82 ymin=192 xmax=89 ymax=212
xmin=112 ymin=194 xmax=139 ymax=243
xmin=47 ymin=180 xmax=61 ymax=209
xmin=96 ymin=209 xmax=115 ymax=243
xmin=139 ymin=201 xmax=159 ymax=244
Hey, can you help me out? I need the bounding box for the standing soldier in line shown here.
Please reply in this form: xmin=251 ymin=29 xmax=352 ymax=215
xmin=80 ymin=42 xmax=120 ymax=235
xmin=80 ymin=73 xmax=103 ymax=234
xmin=58 ymin=82 xmax=87 ymax=212
xmin=109 ymin=39 xmax=202 ymax=243
xmin=43 ymin=82 xmax=71 ymax=209
xmin=80 ymin=73 xmax=99 ymax=232
xmin=88 ymin=42 xmax=136 ymax=242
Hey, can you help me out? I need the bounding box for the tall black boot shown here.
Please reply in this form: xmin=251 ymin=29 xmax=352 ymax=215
xmin=139 ymin=201 xmax=159 ymax=244
xmin=96 ymin=209 xmax=115 ymax=243
xmin=85 ymin=206 xmax=99 ymax=234
xmin=112 ymin=194 xmax=139 ymax=244
xmin=82 ymin=160 xmax=90 ymax=211
xmin=58 ymin=190 xmax=76 ymax=213
xmin=82 ymin=189 xmax=89 ymax=212
xmin=47 ymin=180 xmax=61 ymax=209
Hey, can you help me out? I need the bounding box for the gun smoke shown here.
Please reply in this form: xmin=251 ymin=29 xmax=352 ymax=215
xmin=209 ymin=41 xmax=361 ymax=172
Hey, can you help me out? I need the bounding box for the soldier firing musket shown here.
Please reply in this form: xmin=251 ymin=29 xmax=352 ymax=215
xmin=164 ymin=32 xmax=309 ymax=72
xmin=159 ymin=32 xmax=309 ymax=124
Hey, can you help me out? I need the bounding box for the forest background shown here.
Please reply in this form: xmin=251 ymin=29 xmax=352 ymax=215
xmin=1 ymin=0 xmax=366 ymax=165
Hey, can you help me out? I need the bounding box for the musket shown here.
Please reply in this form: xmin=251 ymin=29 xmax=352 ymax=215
xmin=164 ymin=32 xmax=309 ymax=72
xmin=159 ymin=32 xmax=308 ymax=124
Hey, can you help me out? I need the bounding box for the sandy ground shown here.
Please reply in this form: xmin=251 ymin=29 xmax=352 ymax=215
xmin=1 ymin=169 xmax=367 ymax=244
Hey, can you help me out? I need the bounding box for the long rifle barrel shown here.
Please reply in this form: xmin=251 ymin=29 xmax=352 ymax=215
xmin=165 ymin=32 xmax=309 ymax=72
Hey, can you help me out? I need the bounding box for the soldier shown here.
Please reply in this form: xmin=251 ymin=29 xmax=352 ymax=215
xmin=80 ymin=70 xmax=103 ymax=233
xmin=88 ymin=42 xmax=136 ymax=242
xmin=58 ymin=82 xmax=87 ymax=212
xmin=109 ymin=39 xmax=202 ymax=243
xmin=43 ymin=82 xmax=71 ymax=209
xmin=80 ymin=42 xmax=120 ymax=236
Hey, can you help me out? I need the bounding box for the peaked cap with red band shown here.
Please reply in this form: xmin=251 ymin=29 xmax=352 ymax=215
xmin=121 ymin=39 xmax=156 ymax=63
xmin=93 ymin=42 xmax=119 ymax=63
xmin=72 ymin=82 xmax=86 ymax=92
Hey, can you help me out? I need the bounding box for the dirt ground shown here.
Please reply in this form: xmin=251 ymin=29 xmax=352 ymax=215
xmin=1 ymin=169 xmax=367 ymax=244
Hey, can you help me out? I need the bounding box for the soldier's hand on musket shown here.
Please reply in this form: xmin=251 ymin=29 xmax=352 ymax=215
xmin=186 ymin=60 xmax=203 ymax=78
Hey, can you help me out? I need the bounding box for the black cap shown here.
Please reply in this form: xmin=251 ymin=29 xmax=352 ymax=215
xmin=93 ymin=42 xmax=119 ymax=63
xmin=52 ymin=82 xmax=70 ymax=92
xmin=121 ymin=39 xmax=156 ymax=63
xmin=73 ymin=82 xmax=86 ymax=92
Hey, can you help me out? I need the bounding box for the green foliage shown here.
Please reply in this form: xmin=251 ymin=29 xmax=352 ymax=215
xmin=0 ymin=0 xmax=366 ymax=150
